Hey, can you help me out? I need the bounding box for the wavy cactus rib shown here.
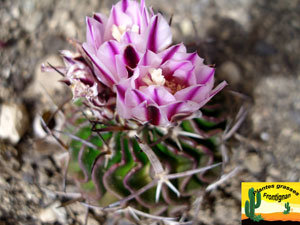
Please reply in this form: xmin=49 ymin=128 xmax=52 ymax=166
xmin=283 ymin=202 xmax=290 ymax=214
xmin=64 ymin=100 xmax=227 ymax=218
xmin=245 ymin=187 xmax=261 ymax=220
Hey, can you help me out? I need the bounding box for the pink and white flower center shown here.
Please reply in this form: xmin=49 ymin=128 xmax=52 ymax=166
xmin=112 ymin=24 xmax=140 ymax=42
xmin=142 ymin=68 xmax=166 ymax=86
xmin=141 ymin=68 xmax=187 ymax=94
xmin=165 ymin=79 xmax=187 ymax=94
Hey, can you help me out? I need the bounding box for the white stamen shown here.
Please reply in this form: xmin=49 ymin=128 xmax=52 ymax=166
xmin=142 ymin=76 xmax=153 ymax=86
xmin=142 ymin=68 xmax=166 ymax=86
xmin=131 ymin=24 xmax=140 ymax=33
xmin=112 ymin=24 xmax=140 ymax=42
xmin=150 ymin=68 xmax=165 ymax=85
xmin=112 ymin=24 xmax=126 ymax=42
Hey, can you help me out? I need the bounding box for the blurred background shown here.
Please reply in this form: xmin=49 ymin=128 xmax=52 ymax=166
xmin=0 ymin=0 xmax=300 ymax=224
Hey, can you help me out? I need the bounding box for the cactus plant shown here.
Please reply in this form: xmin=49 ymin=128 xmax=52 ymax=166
xmin=41 ymin=0 xmax=245 ymax=222
xmin=64 ymin=98 xmax=226 ymax=217
xmin=245 ymin=187 xmax=261 ymax=221
xmin=283 ymin=202 xmax=290 ymax=214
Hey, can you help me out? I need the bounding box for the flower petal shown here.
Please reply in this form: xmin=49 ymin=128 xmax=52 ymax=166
xmin=172 ymin=69 xmax=197 ymax=86
xmin=160 ymin=43 xmax=186 ymax=64
xmin=82 ymin=42 xmax=116 ymax=88
xmin=104 ymin=6 xmax=132 ymax=41
xmin=96 ymin=40 xmax=124 ymax=82
xmin=139 ymin=85 xmax=176 ymax=106
xmin=139 ymin=49 xmax=162 ymax=67
xmin=123 ymin=45 xmax=140 ymax=69
xmin=86 ymin=17 xmax=105 ymax=50
xmin=174 ymin=84 xmax=210 ymax=103
xmin=93 ymin=13 xmax=107 ymax=24
xmin=121 ymin=0 xmax=129 ymax=12
xmin=131 ymin=102 xmax=169 ymax=126
xmin=194 ymin=57 xmax=215 ymax=88
xmin=196 ymin=81 xmax=228 ymax=108
xmin=161 ymin=101 xmax=200 ymax=122
xmin=146 ymin=14 xmax=172 ymax=53
xmin=115 ymin=54 xmax=129 ymax=80
xmin=161 ymin=60 xmax=193 ymax=80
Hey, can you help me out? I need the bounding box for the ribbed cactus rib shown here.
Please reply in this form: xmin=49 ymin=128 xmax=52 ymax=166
xmin=66 ymin=102 xmax=226 ymax=217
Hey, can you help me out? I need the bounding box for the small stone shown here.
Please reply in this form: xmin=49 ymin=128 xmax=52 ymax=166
xmin=64 ymin=21 xmax=77 ymax=38
xmin=287 ymin=171 xmax=298 ymax=182
xmin=268 ymin=167 xmax=281 ymax=178
xmin=218 ymin=61 xmax=241 ymax=87
xmin=78 ymin=214 xmax=99 ymax=225
xmin=266 ymin=176 xmax=275 ymax=182
xmin=244 ymin=153 xmax=263 ymax=174
xmin=11 ymin=6 xmax=20 ymax=19
xmin=38 ymin=202 xmax=67 ymax=224
xmin=23 ymin=12 xmax=43 ymax=32
xmin=260 ymin=132 xmax=269 ymax=142
xmin=0 ymin=102 xmax=29 ymax=144
xmin=3 ymin=67 xmax=11 ymax=79
xmin=180 ymin=18 xmax=194 ymax=36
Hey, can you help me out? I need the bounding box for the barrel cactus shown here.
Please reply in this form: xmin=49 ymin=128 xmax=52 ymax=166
xmin=42 ymin=0 xmax=243 ymax=223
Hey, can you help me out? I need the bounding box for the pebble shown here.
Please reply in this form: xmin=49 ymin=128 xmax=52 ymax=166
xmin=180 ymin=18 xmax=194 ymax=37
xmin=64 ymin=21 xmax=77 ymax=38
xmin=268 ymin=167 xmax=281 ymax=178
xmin=260 ymin=132 xmax=269 ymax=142
xmin=23 ymin=12 xmax=43 ymax=32
xmin=244 ymin=153 xmax=264 ymax=174
xmin=218 ymin=61 xmax=241 ymax=87
xmin=38 ymin=201 xmax=67 ymax=224
xmin=11 ymin=6 xmax=20 ymax=19
xmin=0 ymin=102 xmax=29 ymax=144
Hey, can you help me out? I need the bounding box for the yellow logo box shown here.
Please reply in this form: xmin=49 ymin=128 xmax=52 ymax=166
xmin=241 ymin=182 xmax=300 ymax=223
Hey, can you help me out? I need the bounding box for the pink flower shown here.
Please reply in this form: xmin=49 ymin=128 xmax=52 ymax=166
xmin=60 ymin=50 xmax=116 ymax=120
xmin=83 ymin=0 xmax=172 ymax=88
xmin=54 ymin=0 xmax=227 ymax=126
xmin=115 ymin=43 xmax=227 ymax=126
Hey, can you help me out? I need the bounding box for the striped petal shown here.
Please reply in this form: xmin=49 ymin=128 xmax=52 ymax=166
xmin=139 ymin=49 xmax=162 ymax=67
xmin=131 ymin=102 xmax=169 ymax=126
xmin=86 ymin=17 xmax=105 ymax=50
xmin=161 ymin=101 xmax=200 ymax=122
xmin=116 ymin=82 xmax=131 ymax=118
xmin=172 ymin=68 xmax=197 ymax=86
xmin=96 ymin=41 xmax=124 ymax=83
xmin=139 ymin=85 xmax=176 ymax=106
xmin=161 ymin=60 xmax=194 ymax=80
xmin=193 ymin=81 xmax=228 ymax=109
xmin=146 ymin=14 xmax=172 ymax=53
xmin=82 ymin=42 xmax=116 ymax=88
xmin=174 ymin=84 xmax=210 ymax=103
xmin=159 ymin=43 xmax=187 ymax=64
xmin=93 ymin=13 xmax=107 ymax=24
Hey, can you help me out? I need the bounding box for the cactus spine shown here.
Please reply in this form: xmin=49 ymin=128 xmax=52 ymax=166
xmin=283 ymin=202 xmax=290 ymax=214
xmin=245 ymin=187 xmax=261 ymax=220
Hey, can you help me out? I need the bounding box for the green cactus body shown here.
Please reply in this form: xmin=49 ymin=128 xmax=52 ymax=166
xmin=245 ymin=188 xmax=261 ymax=220
xmin=283 ymin=202 xmax=290 ymax=214
xmin=64 ymin=101 xmax=227 ymax=217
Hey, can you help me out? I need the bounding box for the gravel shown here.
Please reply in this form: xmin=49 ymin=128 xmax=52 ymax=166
xmin=0 ymin=0 xmax=299 ymax=224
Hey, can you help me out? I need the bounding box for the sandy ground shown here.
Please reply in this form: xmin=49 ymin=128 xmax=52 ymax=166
xmin=0 ymin=0 xmax=300 ymax=224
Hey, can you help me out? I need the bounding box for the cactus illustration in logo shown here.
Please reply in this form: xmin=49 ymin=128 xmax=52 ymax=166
xmin=245 ymin=187 xmax=263 ymax=221
xmin=283 ymin=202 xmax=291 ymax=214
